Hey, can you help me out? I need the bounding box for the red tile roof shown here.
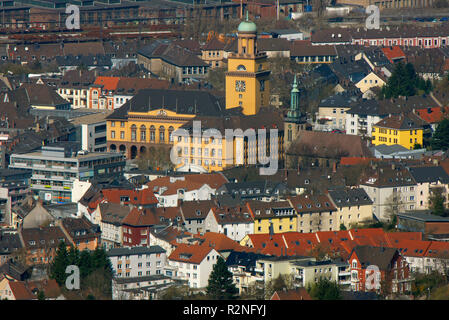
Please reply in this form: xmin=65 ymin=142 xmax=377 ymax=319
xmin=122 ymin=207 xmax=158 ymax=226
xmin=101 ymin=188 xmax=158 ymax=206
xmin=168 ymin=243 xmax=214 ymax=264
xmin=271 ymin=288 xmax=312 ymax=300
xmin=9 ymin=281 xmax=35 ymax=300
xmin=340 ymin=157 xmax=379 ymax=166
xmin=94 ymin=76 xmax=120 ymax=91
xmin=195 ymin=232 xmax=242 ymax=252
xmin=381 ymin=46 xmax=406 ymax=63
xmin=414 ymin=107 xmax=449 ymax=124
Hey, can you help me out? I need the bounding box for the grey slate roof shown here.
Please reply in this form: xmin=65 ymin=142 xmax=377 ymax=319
xmin=106 ymin=88 xmax=227 ymax=120
xmin=408 ymin=166 xmax=449 ymax=184
xmin=328 ymin=188 xmax=373 ymax=207
xmin=397 ymin=211 xmax=449 ymax=222
xmin=107 ymin=245 xmax=166 ymax=257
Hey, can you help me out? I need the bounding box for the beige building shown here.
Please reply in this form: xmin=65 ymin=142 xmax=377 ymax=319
xmin=408 ymin=166 xmax=449 ymax=210
xmin=288 ymin=194 xmax=338 ymax=233
xmin=327 ymin=188 xmax=374 ymax=230
xmin=355 ymin=72 xmax=386 ymax=94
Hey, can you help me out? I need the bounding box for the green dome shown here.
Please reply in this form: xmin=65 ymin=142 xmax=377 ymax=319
xmin=238 ymin=20 xmax=257 ymax=33
xmin=238 ymin=11 xmax=257 ymax=33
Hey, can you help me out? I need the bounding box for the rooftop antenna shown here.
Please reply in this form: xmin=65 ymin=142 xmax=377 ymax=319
xmin=176 ymin=98 xmax=179 ymax=113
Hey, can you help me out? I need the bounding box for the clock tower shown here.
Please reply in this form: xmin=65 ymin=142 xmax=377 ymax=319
xmin=284 ymin=75 xmax=307 ymax=155
xmin=225 ymin=12 xmax=270 ymax=116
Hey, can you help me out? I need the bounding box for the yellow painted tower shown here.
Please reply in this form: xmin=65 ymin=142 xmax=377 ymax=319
xmin=225 ymin=12 xmax=270 ymax=116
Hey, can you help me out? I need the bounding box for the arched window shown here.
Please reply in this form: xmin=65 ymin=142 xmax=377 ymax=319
xmin=237 ymin=64 xmax=246 ymax=71
xmin=168 ymin=126 xmax=174 ymax=142
xmin=159 ymin=126 xmax=165 ymax=143
xmin=140 ymin=125 xmax=146 ymax=142
xmin=150 ymin=125 xmax=155 ymax=142
xmin=131 ymin=124 xmax=137 ymax=141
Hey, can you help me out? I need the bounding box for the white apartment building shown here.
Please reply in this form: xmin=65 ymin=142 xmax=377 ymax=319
xmin=107 ymin=246 xmax=167 ymax=278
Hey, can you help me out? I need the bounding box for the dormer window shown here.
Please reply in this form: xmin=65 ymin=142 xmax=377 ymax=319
xmin=255 ymin=210 xmax=261 ymax=215
xmin=316 ymin=203 xmax=321 ymax=208
xmin=196 ymin=210 xmax=201 ymax=216
xmin=305 ymin=180 xmax=310 ymax=184
xmin=265 ymin=209 xmax=270 ymax=214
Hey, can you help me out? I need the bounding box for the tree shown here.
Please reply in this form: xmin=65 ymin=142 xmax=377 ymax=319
xmin=430 ymin=119 xmax=449 ymax=151
xmin=429 ymin=187 xmax=447 ymax=217
xmin=339 ymin=223 xmax=347 ymax=231
xmin=412 ymin=272 xmax=447 ymax=299
xmin=206 ymin=67 xmax=226 ymax=92
xmin=264 ymin=274 xmax=295 ymax=299
xmin=37 ymin=290 xmax=46 ymax=301
xmin=307 ymin=278 xmax=342 ymax=300
xmin=384 ymin=191 xmax=405 ymax=228
xmin=206 ymin=256 xmax=238 ymax=300
xmin=50 ymin=241 xmax=69 ymax=286
xmin=379 ymin=62 xmax=431 ymax=99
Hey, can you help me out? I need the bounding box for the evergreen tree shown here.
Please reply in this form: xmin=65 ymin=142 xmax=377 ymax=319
xmin=79 ymin=249 xmax=94 ymax=279
xmin=431 ymin=119 xmax=449 ymax=151
xmin=50 ymin=241 xmax=69 ymax=286
xmin=308 ymin=278 xmax=342 ymax=300
xmin=67 ymin=246 xmax=80 ymax=266
xmin=339 ymin=223 xmax=347 ymax=231
xmin=206 ymin=256 xmax=238 ymax=300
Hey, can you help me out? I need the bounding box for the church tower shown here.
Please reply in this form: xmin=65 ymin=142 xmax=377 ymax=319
xmin=284 ymin=75 xmax=307 ymax=153
xmin=225 ymin=12 xmax=270 ymax=115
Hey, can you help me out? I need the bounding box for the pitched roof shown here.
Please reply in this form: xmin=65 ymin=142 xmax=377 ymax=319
xmin=9 ymin=281 xmax=35 ymax=300
xmin=121 ymin=207 xmax=158 ymax=227
xmin=195 ymin=232 xmax=242 ymax=252
xmin=414 ymin=107 xmax=449 ymax=124
xmin=60 ymin=216 xmax=100 ymax=242
xmin=106 ymin=88 xmax=226 ymax=120
xmin=287 ymin=131 xmax=372 ymax=159
xmin=168 ymin=243 xmax=214 ymax=264
xmin=328 ymin=188 xmax=373 ymax=208
xmin=101 ymin=188 xmax=158 ymax=206
xmin=271 ymin=288 xmax=312 ymax=300
xmin=147 ymin=173 xmax=228 ymax=196
xmin=211 ymin=206 xmax=254 ymax=225
xmin=374 ymin=112 xmax=429 ymax=130
xmin=408 ymin=165 xmax=449 ymax=183
xmin=202 ymin=37 xmax=226 ymax=51
xmin=26 ymin=279 xmax=61 ymax=299
xmin=381 ymin=46 xmax=406 ymax=63
xmin=180 ymin=200 xmax=215 ymax=220
xmin=290 ymin=41 xmax=337 ymax=57
xmin=350 ymin=245 xmax=398 ymax=270
xmin=21 ymin=226 xmax=70 ymax=250
xmin=288 ymin=194 xmax=337 ymax=214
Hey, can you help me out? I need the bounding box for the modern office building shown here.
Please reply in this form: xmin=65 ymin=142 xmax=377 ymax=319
xmin=8 ymin=143 xmax=125 ymax=204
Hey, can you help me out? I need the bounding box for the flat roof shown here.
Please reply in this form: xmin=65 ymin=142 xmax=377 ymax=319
xmin=397 ymin=211 xmax=449 ymax=222
xmin=69 ymin=111 xmax=112 ymax=126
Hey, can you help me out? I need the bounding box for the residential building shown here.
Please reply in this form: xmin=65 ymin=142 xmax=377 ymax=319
xmin=9 ymin=143 xmax=126 ymax=204
xmin=316 ymin=92 xmax=358 ymax=131
xmin=0 ymin=230 xmax=22 ymax=266
xmin=327 ymin=188 xmax=374 ymax=230
xmin=19 ymin=226 xmax=70 ymax=265
xmin=270 ymin=288 xmax=312 ymax=300
xmin=397 ymin=212 xmax=449 ymax=238
xmin=290 ymin=41 xmax=337 ymax=64
xmin=180 ymin=200 xmax=215 ymax=234
xmin=289 ymin=194 xmax=338 ymax=232
xmin=348 ymin=245 xmax=411 ymax=294
xmin=57 ymin=216 xmax=101 ymax=251
xmin=168 ymin=243 xmax=220 ymax=288
xmin=246 ymin=200 xmax=297 ymax=234
xmin=205 ymin=205 xmax=254 ymax=241
xmin=360 ymin=164 xmax=417 ymax=221
xmin=107 ymin=245 xmax=167 ymax=278
xmin=88 ymin=76 xmax=170 ymax=110
xmin=93 ymin=202 xmax=131 ymax=249
xmin=146 ymin=173 xmax=228 ymax=207
xmin=112 ymin=274 xmax=174 ymax=300
xmin=372 ymin=113 xmax=429 ymax=150
xmin=121 ymin=207 xmax=157 ymax=247
xmin=0 ymin=277 xmax=35 ymax=300
xmin=56 ymin=70 xmax=95 ymax=109
xmin=408 ymin=166 xmax=449 ymax=210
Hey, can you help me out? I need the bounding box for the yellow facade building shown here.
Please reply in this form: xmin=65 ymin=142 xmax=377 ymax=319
xmin=371 ymin=113 xmax=427 ymax=150
xmin=225 ymin=13 xmax=270 ymax=116
xmin=246 ymin=200 xmax=297 ymax=234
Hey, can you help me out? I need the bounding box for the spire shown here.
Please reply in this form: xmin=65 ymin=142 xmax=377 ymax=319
xmin=287 ymin=75 xmax=301 ymax=120
xmin=246 ymin=10 xmax=249 ymax=21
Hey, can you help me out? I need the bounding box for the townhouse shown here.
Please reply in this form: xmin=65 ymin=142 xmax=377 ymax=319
xmin=348 ymin=245 xmax=411 ymax=294
xmin=57 ymin=216 xmax=101 ymax=251
xmin=121 ymin=207 xmax=158 ymax=247
xmin=246 ymin=200 xmax=297 ymax=234
xmin=88 ymin=76 xmax=170 ymax=110
xmin=180 ymin=200 xmax=215 ymax=234
xmin=327 ymin=188 xmax=374 ymax=230
xmin=107 ymin=245 xmax=167 ymax=278
xmin=56 ymin=70 xmax=95 ymax=109
xmin=360 ymin=164 xmax=417 ymax=222
xmin=93 ymin=202 xmax=132 ymax=249
xmin=408 ymin=166 xmax=449 ymax=210
xmin=168 ymin=243 xmax=221 ymax=288
xmin=146 ymin=173 xmax=228 ymax=207
xmin=289 ymin=194 xmax=338 ymax=233
xmin=205 ymin=205 xmax=254 ymax=242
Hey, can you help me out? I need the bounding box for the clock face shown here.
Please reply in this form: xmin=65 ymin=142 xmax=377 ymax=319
xmin=235 ymin=80 xmax=246 ymax=92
